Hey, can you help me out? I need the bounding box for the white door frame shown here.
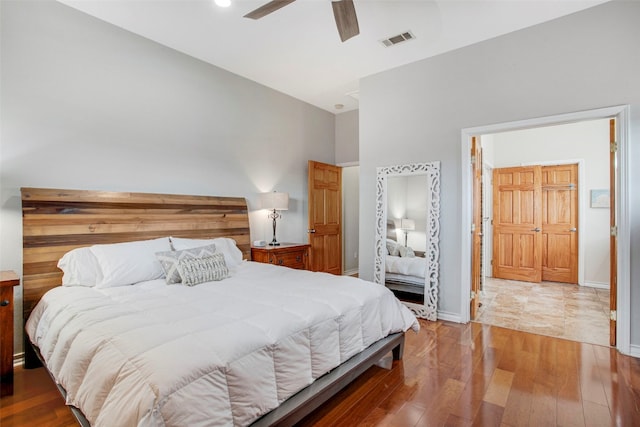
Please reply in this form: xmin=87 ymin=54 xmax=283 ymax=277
xmin=460 ymin=105 xmax=631 ymax=355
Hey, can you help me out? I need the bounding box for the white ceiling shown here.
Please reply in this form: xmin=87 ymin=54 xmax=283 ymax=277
xmin=58 ymin=0 xmax=608 ymax=114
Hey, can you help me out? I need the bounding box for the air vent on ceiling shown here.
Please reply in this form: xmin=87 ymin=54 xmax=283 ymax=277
xmin=380 ymin=31 xmax=415 ymax=48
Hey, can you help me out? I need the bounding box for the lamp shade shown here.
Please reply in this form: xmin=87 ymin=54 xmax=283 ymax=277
xmin=260 ymin=191 xmax=289 ymax=211
xmin=399 ymin=218 xmax=415 ymax=231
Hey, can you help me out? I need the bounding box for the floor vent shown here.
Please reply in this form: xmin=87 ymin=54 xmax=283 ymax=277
xmin=380 ymin=31 xmax=415 ymax=47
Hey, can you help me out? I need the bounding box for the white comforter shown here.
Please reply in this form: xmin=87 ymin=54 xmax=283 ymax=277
xmin=26 ymin=261 xmax=419 ymax=427
xmin=385 ymin=255 xmax=426 ymax=278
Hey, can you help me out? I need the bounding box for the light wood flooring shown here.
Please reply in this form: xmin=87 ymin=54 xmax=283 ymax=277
xmin=2 ymin=320 xmax=638 ymax=426
xmin=475 ymin=278 xmax=610 ymax=346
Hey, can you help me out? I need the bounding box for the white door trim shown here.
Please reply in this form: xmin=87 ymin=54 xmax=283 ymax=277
xmin=460 ymin=105 xmax=631 ymax=355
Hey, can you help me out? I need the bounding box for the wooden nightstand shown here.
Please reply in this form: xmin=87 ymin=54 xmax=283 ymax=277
xmin=1 ymin=270 xmax=20 ymax=397
xmin=251 ymin=243 xmax=310 ymax=270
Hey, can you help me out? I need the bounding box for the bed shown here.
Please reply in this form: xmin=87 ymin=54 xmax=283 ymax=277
xmin=384 ymin=220 xmax=426 ymax=299
xmin=21 ymin=187 xmax=418 ymax=427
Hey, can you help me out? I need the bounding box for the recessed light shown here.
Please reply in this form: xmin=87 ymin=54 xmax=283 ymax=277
xmin=214 ymin=0 xmax=231 ymax=8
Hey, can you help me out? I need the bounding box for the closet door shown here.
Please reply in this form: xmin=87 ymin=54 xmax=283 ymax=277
xmin=492 ymin=166 xmax=542 ymax=282
xmin=541 ymin=164 xmax=578 ymax=284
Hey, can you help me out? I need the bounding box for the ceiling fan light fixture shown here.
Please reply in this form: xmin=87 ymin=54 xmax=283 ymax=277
xmin=244 ymin=0 xmax=360 ymax=43
xmin=244 ymin=0 xmax=296 ymax=19
xmin=214 ymin=0 xmax=231 ymax=8
xmin=332 ymin=0 xmax=360 ymax=42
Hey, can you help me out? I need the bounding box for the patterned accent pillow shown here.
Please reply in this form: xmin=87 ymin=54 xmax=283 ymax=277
xmin=155 ymin=244 xmax=217 ymax=284
xmin=398 ymin=245 xmax=415 ymax=258
xmin=177 ymin=253 xmax=229 ymax=286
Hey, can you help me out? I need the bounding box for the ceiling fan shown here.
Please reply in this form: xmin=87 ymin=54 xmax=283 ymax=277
xmin=243 ymin=0 xmax=360 ymax=42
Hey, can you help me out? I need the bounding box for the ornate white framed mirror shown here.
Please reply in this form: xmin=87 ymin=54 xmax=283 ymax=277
xmin=374 ymin=162 xmax=440 ymax=320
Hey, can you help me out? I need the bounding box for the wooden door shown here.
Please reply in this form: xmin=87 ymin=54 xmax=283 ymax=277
xmin=308 ymin=161 xmax=342 ymax=275
xmin=541 ymin=164 xmax=578 ymax=284
xmin=492 ymin=166 xmax=542 ymax=282
xmin=470 ymin=137 xmax=482 ymax=319
xmin=609 ymin=118 xmax=617 ymax=346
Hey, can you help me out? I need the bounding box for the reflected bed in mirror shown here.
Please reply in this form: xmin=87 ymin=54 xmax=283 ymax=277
xmin=374 ymin=162 xmax=440 ymax=320
xmin=385 ymin=219 xmax=425 ymax=303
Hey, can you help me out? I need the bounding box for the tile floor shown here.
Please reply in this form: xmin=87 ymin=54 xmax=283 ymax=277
xmin=474 ymin=277 xmax=611 ymax=346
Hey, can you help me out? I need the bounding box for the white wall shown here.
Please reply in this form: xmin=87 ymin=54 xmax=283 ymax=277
xmin=342 ymin=166 xmax=359 ymax=274
xmin=336 ymin=110 xmax=359 ymax=275
xmin=0 ymin=0 xmax=335 ymax=352
xmin=359 ymin=0 xmax=640 ymax=345
xmin=387 ymin=176 xmax=408 ymax=221
xmin=489 ymin=119 xmax=610 ymax=286
xmin=335 ymin=110 xmax=359 ymax=164
xmin=387 ymin=175 xmax=428 ymax=252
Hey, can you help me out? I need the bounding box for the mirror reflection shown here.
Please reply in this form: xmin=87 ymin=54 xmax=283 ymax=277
xmin=385 ymin=175 xmax=429 ymax=304
xmin=374 ymin=161 xmax=440 ymax=320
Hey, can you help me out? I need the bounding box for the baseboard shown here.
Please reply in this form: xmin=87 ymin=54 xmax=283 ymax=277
xmin=437 ymin=311 xmax=463 ymax=323
xmin=629 ymin=344 xmax=640 ymax=359
xmin=582 ymin=281 xmax=610 ymax=289
xmin=13 ymin=352 xmax=24 ymax=367
xmin=343 ymin=269 xmax=358 ymax=277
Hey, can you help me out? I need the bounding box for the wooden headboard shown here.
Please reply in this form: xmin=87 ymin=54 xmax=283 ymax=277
xmin=21 ymin=187 xmax=250 ymax=323
xmin=386 ymin=219 xmax=397 ymax=241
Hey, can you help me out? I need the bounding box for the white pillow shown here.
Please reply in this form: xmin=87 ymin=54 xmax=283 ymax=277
xmin=398 ymin=245 xmax=415 ymax=258
xmin=386 ymin=239 xmax=400 ymax=257
xmin=90 ymin=237 xmax=172 ymax=288
xmin=57 ymin=247 xmax=102 ymax=287
xmin=170 ymin=237 xmax=243 ymax=267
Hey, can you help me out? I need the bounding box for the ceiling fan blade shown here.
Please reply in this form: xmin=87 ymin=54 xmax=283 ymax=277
xmin=332 ymin=0 xmax=359 ymax=42
xmin=244 ymin=0 xmax=296 ymax=20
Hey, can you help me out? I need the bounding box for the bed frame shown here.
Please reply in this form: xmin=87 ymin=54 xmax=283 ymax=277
xmin=21 ymin=187 xmax=405 ymax=426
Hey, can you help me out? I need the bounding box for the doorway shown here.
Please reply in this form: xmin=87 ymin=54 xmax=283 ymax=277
xmin=476 ymin=122 xmax=609 ymax=346
xmin=341 ymin=164 xmax=359 ymax=276
xmin=460 ymin=105 xmax=630 ymax=354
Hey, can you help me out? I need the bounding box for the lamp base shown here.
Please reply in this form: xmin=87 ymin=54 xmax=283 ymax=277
xmin=268 ymin=209 xmax=281 ymax=247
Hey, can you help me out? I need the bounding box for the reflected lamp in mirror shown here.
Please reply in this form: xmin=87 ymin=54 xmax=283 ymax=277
xmin=260 ymin=191 xmax=289 ymax=246
xmin=399 ymin=218 xmax=415 ymax=246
